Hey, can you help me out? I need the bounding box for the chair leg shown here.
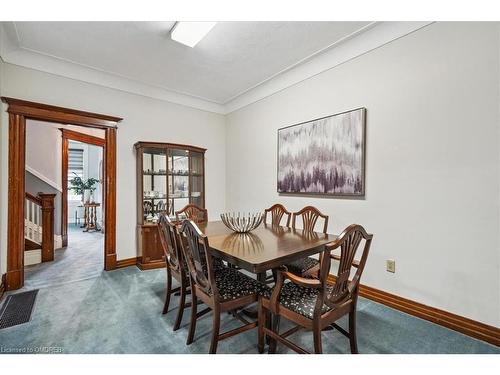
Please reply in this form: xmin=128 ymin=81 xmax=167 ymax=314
xmin=186 ymin=292 xmax=198 ymax=345
xmin=313 ymin=323 xmax=323 ymax=354
xmin=268 ymin=315 xmax=280 ymax=354
xmin=349 ymin=310 xmax=358 ymax=354
xmin=173 ymin=282 xmax=187 ymax=331
xmin=162 ymin=269 xmax=172 ymax=314
xmin=257 ymin=299 xmax=265 ymax=354
xmin=209 ymin=307 xmax=221 ymax=354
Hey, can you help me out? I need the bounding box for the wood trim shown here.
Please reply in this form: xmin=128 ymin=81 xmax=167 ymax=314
xmin=6 ymin=112 xmax=26 ymax=290
xmin=61 ymin=128 xmax=106 ymax=146
xmin=61 ymin=135 xmax=69 ymax=247
xmin=104 ymin=127 xmax=117 ymax=270
xmin=115 ymin=257 xmax=141 ymax=269
xmin=327 ymin=275 xmax=500 ymax=347
xmin=133 ymin=141 xmax=207 ymax=153
xmin=2 ymin=97 xmax=122 ymax=290
xmin=25 ymin=192 xmax=42 ymax=205
xmin=137 ymin=259 xmax=166 ymax=270
xmin=1 ymin=97 xmax=122 ymax=129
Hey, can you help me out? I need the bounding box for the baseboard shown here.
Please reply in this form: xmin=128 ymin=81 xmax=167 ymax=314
xmin=115 ymin=257 xmax=140 ymax=269
xmin=327 ymin=275 xmax=500 ymax=347
xmin=0 ymin=274 xmax=6 ymax=301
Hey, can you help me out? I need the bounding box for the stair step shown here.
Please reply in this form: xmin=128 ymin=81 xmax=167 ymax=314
xmin=25 ymin=238 xmax=41 ymax=251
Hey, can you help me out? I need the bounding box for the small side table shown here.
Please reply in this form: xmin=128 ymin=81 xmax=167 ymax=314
xmin=83 ymin=202 xmax=101 ymax=232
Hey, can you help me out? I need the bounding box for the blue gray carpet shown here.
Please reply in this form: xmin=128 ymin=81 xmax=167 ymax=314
xmin=0 ymin=263 xmax=498 ymax=354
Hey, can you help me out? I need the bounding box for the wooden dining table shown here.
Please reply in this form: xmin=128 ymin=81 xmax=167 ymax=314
xmin=196 ymin=221 xmax=337 ymax=277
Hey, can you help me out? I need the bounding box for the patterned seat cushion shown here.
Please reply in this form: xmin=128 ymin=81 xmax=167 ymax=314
xmin=284 ymin=257 xmax=320 ymax=275
xmin=215 ymin=267 xmax=271 ymax=302
xmin=275 ymin=282 xmax=333 ymax=319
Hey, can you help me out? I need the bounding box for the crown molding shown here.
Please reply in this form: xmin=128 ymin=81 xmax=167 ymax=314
xmin=1 ymin=21 xmax=433 ymax=116
xmin=223 ymin=21 xmax=434 ymax=114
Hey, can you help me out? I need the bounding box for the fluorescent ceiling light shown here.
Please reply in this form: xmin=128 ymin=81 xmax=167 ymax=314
xmin=171 ymin=22 xmax=217 ymax=48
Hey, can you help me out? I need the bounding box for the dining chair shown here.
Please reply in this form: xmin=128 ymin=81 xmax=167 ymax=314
xmin=258 ymin=224 xmax=373 ymax=354
xmin=283 ymin=206 xmax=329 ymax=277
xmin=264 ymin=204 xmax=292 ymax=227
xmin=158 ymin=213 xmax=193 ymax=331
xmin=175 ymin=204 xmax=208 ymax=224
xmin=179 ymin=219 xmax=270 ymax=354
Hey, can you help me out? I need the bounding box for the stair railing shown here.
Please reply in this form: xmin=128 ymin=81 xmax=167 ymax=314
xmin=25 ymin=192 xmax=56 ymax=262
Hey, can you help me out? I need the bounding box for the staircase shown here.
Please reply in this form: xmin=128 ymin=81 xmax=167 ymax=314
xmin=24 ymin=192 xmax=56 ymax=266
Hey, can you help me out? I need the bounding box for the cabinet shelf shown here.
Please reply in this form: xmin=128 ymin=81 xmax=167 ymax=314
xmin=135 ymin=141 xmax=206 ymax=270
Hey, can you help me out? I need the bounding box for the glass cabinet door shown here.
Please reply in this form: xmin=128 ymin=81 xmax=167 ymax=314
xmin=168 ymin=148 xmax=190 ymax=218
xmin=142 ymin=148 xmax=167 ymax=224
xmin=190 ymin=151 xmax=204 ymax=208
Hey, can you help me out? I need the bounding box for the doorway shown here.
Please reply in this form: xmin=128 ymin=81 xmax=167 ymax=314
xmin=2 ymin=97 xmax=122 ymax=291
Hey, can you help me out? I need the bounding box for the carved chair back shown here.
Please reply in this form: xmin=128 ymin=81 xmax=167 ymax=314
xmin=176 ymin=204 xmax=208 ymax=224
xmin=156 ymin=200 xmax=168 ymax=213
xmin=143 ymin=200 xmax=154 ymax=216
xmin=158 ymin=213 xmax=183 ymax=274
xmin=292 ymin=206 xmax=329 ymax=233
xmin=179 ymin=220 xmax=218 ymax=299
xmin=264 ymin=204 xmax=291 ymax=227
xmin=321 ymin=224 xmax=372 ymax=309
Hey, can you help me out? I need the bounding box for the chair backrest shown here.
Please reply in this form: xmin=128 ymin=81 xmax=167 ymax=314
xmin=156 ymin=200 xmax=167 ymax=213
xmin=264 ymin=204 xmax=291 ymax=227
xmin=179 ymin=220 xmax=218 ymax=298
xmin=175 ymin=204 xmax=208 ymax=224
xmin=291 ymin=206 xmax=329 ymax=233
xmin=321 ymin=224 xmax=373 ymax=308
xmin=143 ymin=200 xmax=154 ymax=216
xmin=158 ymin=213 xmax=183 ymax=274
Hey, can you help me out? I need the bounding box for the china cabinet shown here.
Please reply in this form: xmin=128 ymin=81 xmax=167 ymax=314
xmin=134 ymin=141 xmax=206 ymax=269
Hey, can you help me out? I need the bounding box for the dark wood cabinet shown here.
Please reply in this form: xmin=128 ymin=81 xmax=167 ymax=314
xmin=134 ymin=141 xmax=206 ymax=270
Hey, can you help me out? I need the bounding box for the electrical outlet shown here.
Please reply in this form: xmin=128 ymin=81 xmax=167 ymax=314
xmin=386 ymin=259 xmax=395 ymax=273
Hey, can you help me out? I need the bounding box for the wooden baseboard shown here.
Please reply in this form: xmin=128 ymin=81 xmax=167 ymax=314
xmin=137 ymin=259 xmax=166 ymax=270
xmin=0 ymin=274 xmax=6 ymax=301
xmin=115 ymin=257 xmax=140 ymax=269
xmin=327 ymin=275 xmax=500 ymax=347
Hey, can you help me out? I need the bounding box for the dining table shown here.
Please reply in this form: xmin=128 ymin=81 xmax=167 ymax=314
xmin=196 ymin=221 xmax=337 ymax=280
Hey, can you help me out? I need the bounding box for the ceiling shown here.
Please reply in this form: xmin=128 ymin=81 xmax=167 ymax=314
xmin=0 ymin=22 xmax=431 ymax=113
xmin=5 ymin=22 xmax=371 ymax=102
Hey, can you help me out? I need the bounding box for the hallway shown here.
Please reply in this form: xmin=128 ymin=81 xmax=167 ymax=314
xmin=24 ymin=226 xmax=104 ymax=289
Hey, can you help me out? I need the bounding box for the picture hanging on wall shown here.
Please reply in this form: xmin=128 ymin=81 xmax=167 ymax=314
xmin=277 ymin=107 xmax=366 ymax=197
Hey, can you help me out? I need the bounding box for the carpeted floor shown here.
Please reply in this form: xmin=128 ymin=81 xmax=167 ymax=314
xmin=23 ymin=226 xmax=104 ymax=290
xmin=1 ymin=259 xmax=498 ymax=353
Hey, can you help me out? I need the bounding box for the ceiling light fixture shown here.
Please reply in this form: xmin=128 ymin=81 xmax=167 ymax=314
xmin=170 ymin=22 xmax=217 ymax=48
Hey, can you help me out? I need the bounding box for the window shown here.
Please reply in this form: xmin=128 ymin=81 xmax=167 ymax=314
xmin=68 ymin=148 xmax=84 ymax=201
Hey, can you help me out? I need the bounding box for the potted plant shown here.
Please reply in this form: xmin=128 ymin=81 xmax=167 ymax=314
xmin=69 ymin=173 xmax=100 ymax=203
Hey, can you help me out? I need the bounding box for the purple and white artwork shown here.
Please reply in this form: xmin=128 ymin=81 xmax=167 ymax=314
xmin=277 ymin=108 xmax=366 ymax=196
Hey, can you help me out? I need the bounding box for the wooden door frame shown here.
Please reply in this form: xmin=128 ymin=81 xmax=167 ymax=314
xmin=1 ymin=97 xmax=122 ymax=290
xmin=61 ymin=129 xmax=106 ymax=248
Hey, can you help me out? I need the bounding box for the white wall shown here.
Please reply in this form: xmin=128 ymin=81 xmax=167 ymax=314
xmin=0 ymin=61 xmax=227 ymax=272
xmin=26 ymin=120 xmax=63 ymax=189
xmin=225 ymin=22 xmax=500 ymax=327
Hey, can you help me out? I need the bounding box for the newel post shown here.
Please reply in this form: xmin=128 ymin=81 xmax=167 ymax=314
xmin=38 ymin=193 xmax=56 ymax=262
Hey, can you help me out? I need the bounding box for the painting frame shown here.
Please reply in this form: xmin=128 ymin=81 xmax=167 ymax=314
xmin=277 ymin=107 xmax=367 ymax=198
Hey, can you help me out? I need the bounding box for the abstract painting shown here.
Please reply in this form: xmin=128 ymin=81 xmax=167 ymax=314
xmin=277 ymin=108 xmax=366 ymax=196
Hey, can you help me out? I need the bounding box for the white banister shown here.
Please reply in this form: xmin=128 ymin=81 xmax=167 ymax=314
xmin=25 ymin=195 xmax=42 ymax=245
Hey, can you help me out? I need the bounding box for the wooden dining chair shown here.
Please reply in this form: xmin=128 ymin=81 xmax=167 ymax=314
xmin=175 ymin=204 xmax=208 ymax=224
xmin=258 ymin=224 xmax=373 ymax=354
xmin=264 ymin=204 xmax=292 ymax=227
xmin=283 ymin=206 xmax=329 ymax=277
xmin=179 ymin=220 xmax=270 ymax=354
xmin=157 ymin=213 xmax=192 ymax=331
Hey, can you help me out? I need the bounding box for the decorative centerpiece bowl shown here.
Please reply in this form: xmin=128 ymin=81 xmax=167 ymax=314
xmin=220 ymin=212 xmax=263 ymax=233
